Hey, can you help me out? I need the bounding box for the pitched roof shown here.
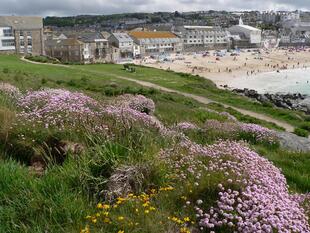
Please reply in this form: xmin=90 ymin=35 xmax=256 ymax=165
xmin=0 ymin=16 xmax=42 ymax=30
xmin=234 ymin=24 xmax=261 ymax=32
xmin=45 ymin=38 xmax=83 ymax=47
xmin=76 ymin=32 xmax=105 ymax=42
xmin=111 ymin=33 xmax=133 ymax=42
xmin=184 ymin=26 xmax=214 ymax=29
xmin=129 ymin=31 xmax=177 ymax=39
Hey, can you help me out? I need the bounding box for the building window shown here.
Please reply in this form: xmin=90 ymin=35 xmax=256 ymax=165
xmin=3 ymin=28 xmax=13 ymax=37
xmin=1 ymin=39 xmax=15 ymax=47
xmin=27 ymin=38 xmax=32 ymax=46
xmin=20 ymin=39 xmax=25 ymax=46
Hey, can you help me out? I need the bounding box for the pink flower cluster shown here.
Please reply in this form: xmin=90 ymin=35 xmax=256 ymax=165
xmin=0 ymin=82 xmax=22 ymax=100
xmin=14 ymin=87 xmax=166 ymax=135
xmin=103 ymin=105 xmax=166 ymax=134
xmin=161 ymin=140 xmax=310 ymax=232
xmin=17 ymin=88 xmax=108 ymax=132
xmin=204 ymin=120 xmax=278 ymax=144
xmin=240 ymin=123 xmax=278 ymax=144
xmin=114 ymin=94 xmax=155 ymax=115
xmin=204 ymin=119 xmax=240 ymax=135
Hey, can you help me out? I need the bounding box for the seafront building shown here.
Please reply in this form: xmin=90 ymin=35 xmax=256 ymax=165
xmin=174 ymin=25 xmax=229 ymax=51
xmin=228 ymin=18 xmax=262 ymax=48
xmin=129 ymin=31 xmax=182 ymax=56
xmin=0 ymin=16 xmax=44 ymax=55
xmin=108 ymin=32 xmax=134 ymax=62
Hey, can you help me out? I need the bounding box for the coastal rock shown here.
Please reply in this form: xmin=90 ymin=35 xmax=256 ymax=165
xmin=298 ymin=98 xmax=310 ymax=114
xmin=276 ymin=131 xmax=310 ymax=153
xmin=232 ymin=88 xmax=309 ymax=114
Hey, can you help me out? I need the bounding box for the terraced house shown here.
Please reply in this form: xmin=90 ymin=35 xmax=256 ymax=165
xmin=108 ymin=32 xmax=134 ymax=62
xmin=175 ymin=25 xmax=229 ymax=51
xmin=129 ymin=31 xmax=183 ymax=56
xmin=0 ymin=16 xmax=44 ymax=55
xmin=45 ymin=38 xmax=88 ymax=63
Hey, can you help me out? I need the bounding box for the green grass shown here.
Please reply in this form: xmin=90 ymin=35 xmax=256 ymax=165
xmin=74 ymin=63 xmax=307 ymax=128
xmin=1 ymin=55 xmax=310 ymax=232
xmin=0 ymin=158 xmax=91 ymax=233
xmin=255 ymin=146 xmax=310 ymax=193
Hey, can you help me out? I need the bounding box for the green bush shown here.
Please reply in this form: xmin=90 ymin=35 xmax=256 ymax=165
xmin=294 ymin=127 xmax=309 ymax=137
xmin=300 ymin=122 xmax=310 ymax=132
xmin=2 ymin=67 xmax=9 ymax=74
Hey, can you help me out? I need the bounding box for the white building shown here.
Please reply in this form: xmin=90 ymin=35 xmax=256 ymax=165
xmin=0 ymin=26 xmax=15 ymax=52
xmin=175 ymin=25 xmax=228 ymax=51
xmin=281 ymin=12 xmax=310 ymax=35
xmin=133 ymin=43 xmax=141 ymax=58
xmin=228 ymin=18 xmax=262 ymax=47
xmin=108 ymin=32 xmax=134 ymax=61
xmin=129 ymin=31 xmax=182 ymax=56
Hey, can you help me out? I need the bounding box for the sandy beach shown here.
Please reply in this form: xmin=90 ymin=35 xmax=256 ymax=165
xmin=135 ymin=48 xmax=310 ymax=93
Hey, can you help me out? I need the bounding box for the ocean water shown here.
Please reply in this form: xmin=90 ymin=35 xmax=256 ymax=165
xmin=227 ymin=68 xmax=310 ymax=95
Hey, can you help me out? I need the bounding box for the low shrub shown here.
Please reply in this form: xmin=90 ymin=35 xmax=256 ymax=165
xmin=294 ymin=127 xmax=309 ymax=137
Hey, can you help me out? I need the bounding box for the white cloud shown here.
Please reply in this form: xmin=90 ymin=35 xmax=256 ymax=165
xmin=0 ymin=0 xmax=308 ymax=16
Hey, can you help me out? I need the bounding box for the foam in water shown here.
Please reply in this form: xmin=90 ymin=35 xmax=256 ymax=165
xmin=228 ymin=68 xmax=310 ymax=95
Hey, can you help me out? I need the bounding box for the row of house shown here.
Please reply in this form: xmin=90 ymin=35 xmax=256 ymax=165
xmin=0 ymin=15 xmax=263 ymax=64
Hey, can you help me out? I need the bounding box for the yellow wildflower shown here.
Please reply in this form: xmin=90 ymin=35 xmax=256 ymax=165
xmin=103 ymin=217 xmax=111 ymax=223
xmin=180 ymin=227 xmax=190 ymax=233
xmin=183 ymin=217 xmax=190 ymax=222
xmin=80 ymin=225 xmax=90 ymax=233
xmin=142 ymin=202 xmax=149 ymax=207
xmin=118 ymin=216 xmax=124 ymax=221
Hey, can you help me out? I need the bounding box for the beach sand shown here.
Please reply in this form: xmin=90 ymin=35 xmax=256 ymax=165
xmin=135 ymin=48 xmax=310 ymax=90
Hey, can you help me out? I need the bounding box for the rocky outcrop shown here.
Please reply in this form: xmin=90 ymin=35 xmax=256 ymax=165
xmin=276 ymin=131 xmax=310 ymax=153
xmin=232 ymin=88 xmax=310 ymax=114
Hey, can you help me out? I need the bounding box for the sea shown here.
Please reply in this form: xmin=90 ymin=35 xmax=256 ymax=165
xmin=227 ymin=68 xmax=310 ymax=95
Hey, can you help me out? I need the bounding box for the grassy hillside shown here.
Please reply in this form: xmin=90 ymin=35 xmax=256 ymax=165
xmin=0 ymin=55 xmax=310 ymax=233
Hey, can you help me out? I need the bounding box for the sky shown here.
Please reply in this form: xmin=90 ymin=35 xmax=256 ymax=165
xmin=0 ymin=0 xmax=309 ymax=17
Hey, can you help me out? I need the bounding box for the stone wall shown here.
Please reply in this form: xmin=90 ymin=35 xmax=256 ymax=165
xmin=31 ymin=29 xmax=44 ymax=55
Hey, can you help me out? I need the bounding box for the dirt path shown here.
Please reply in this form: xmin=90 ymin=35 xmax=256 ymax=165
xmin=112 ymin=76 xmax=295 ymax=132
xmin=20 ymin=57 xmax=295 ymax=132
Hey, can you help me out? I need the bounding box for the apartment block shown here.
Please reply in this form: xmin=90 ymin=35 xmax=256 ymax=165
xmin=175 ymin=26 xmax=229 ymax=51
xmin=0 ymin=16 xmax=43 ymax=55
xmin=129 ymin=31 xmax=182 ymax=56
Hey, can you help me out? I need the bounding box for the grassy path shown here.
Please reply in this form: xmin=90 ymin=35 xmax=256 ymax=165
xmin=20 ymin=57 xmax=295 ymax=132
xmin=108 ymin=76 xmax=295 ymax=132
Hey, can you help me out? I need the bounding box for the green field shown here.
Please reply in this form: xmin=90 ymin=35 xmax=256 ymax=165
xmin=0 ymin=55 xmax=310 ymax=233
